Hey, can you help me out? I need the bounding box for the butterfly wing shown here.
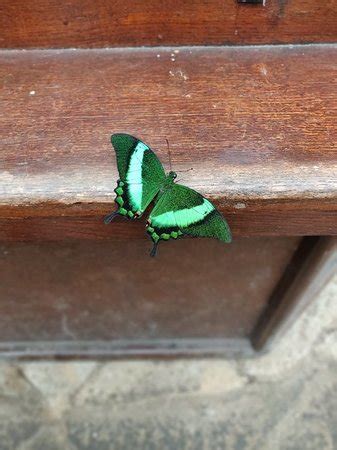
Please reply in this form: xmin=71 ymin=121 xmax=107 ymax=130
xmin=147 ymin=184 xmax=232 ymax=255
xmin=106 ymin=134 xmax=166 ymax=221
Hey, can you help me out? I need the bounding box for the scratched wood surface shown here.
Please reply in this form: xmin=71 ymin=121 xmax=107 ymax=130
xmin=0 ymin=45 xmax=336 ymax=240
xmin=1 ymin=0 xmax=336 ymax=48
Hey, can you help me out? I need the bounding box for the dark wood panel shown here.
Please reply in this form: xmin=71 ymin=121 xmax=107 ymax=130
xmin=0 ymin=0 xmax=336 ymax=48
xmin=0 ymin=46 xmax=336 ymax=238
xmin=0 ymin=238 xmax=300 ymax=345
xmin=1 ymin=203 xmax=337 ymax=241
xmin=252 ymin=237 xmax=337 ymax=349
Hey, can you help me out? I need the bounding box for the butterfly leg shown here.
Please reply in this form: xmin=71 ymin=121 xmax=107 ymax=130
xmin=150 ymin=241 xmax=159 ymax=258
xmin=146 ymin=221 xmax=184 ymax=257
xmin=146 ymin=221 xmax=160 ymax=257
xmin=104 ymin=211 xmax=119 ymax=224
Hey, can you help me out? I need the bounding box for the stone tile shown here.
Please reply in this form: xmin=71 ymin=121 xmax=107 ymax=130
xmin=23 ymin=362 xmax=97 ymax=398
xmin=67 ymin=358 xmax=337 ymax=450
xmin=66 ymin=370 xmax=303 ymax=450
xmin=0 ymin=364 xmax=39 ymax=399
xmin=262 ymin=360 xmax=337 ymax=450
xmin=314 ymin=328 xmax=337 ymax=361
xmin=0 ymin=364 xmax=44 ymax=420
xmin=16 ymin=425 xmax=78 ymax=450
xmin=198 ymin=360 xmax=247 ymax=394
xmin=279 ymin=419 xmax=335 ymax=450
xmin=74 ymin=360 xmax=247 ymax=407
xmin=22 ymin=362 xmax=97 ymax=418
xmin=0 ymin=365 xmax=45 ymax=450
xmin=0 ymin=421 xmax=43 ymax=450
xmin=242 ymin=274 xmax=337 ymax=380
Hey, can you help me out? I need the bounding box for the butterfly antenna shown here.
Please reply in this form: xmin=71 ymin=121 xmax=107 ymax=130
xmin=104 ymin=211 xmax=118 ymax=224
xmin=150 ymin=241 xmax=159 ymax=257
xmin=179 ymin=167 xmax=194 ymax=173
xmin=177 ymin=167 xmax=194 ymax=183
xmin=165 ymin=138 xmax=172 ymax=172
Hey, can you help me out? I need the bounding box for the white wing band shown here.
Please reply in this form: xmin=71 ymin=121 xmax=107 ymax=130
xmin=126 ymin=142 xmax=148 ymax=210
xmin=152 ymin=199 xmax=214 ymax=228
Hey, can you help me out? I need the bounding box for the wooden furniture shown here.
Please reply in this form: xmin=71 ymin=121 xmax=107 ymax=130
xmin=0 ymin=0 xmax=336 ymax=358
xmin=1 ymin=0 xmax=336 ymax=47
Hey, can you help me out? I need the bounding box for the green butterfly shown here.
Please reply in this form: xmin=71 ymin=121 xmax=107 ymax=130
xmin=105 ymin=134 xmax=232 ymax=256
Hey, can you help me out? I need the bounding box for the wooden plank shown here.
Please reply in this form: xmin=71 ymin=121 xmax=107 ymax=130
xmin=0 ymin=0 xmax=336 ymax=48
xmin=251 ymin=237 xmax=337 ymax=350
xmin=0 ymin=237 xmax=299 ymax=357
xmin=0 ymin=46 xmax=336 ymax=239
xmin=1 ymin=205 xmax=337 ymax=241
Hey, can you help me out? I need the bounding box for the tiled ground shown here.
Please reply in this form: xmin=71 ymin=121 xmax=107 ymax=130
xmin=0 ymin=275 xmax=336 ymax=450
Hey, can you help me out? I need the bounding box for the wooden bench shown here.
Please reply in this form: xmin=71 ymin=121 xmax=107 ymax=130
xmin=0 ymin=0 xmax=336 ymax=358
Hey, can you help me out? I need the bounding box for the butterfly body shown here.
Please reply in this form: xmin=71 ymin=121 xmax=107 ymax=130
xmin=156 ymin=170 xmax=178 ymax=195
xmin=105 ymin=134 xmax=231 ymax=256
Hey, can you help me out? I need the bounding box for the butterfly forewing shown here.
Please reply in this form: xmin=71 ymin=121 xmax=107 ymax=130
xmin=111 ymin=134 xmax=166 ymax=218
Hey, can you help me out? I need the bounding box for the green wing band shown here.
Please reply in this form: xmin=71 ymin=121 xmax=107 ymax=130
xmin=149 ymin=184 xmax=232 ymax=243
xmin=151 ymin=198 xmax=214 ymax=228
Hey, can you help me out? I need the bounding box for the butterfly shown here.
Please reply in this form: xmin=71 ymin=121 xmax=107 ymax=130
xmin=104 ymin=134 xmax=232 ymax=256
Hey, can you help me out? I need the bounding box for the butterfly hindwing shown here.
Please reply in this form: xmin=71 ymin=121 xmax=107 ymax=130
xmin=109 ymin=134 xmax=166 ymax=219
xmin=147 ymin=184 xmax=232 ymax=252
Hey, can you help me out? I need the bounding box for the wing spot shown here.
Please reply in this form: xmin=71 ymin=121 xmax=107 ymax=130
xmin=116 ymin=196 xmax=124 ymax=206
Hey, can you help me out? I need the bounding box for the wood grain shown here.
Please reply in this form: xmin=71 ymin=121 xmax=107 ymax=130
xmin=0 ymin=238 xmax=300 ymax=345
xmin=0 ymin=0 xmax=336 ymax=48
xmin=0 ymin=46 xmax=336 ymax=239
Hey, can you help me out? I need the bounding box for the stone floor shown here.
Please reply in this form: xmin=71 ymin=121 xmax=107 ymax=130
xmin=0 ymin=275 xmax=336 ymax=450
